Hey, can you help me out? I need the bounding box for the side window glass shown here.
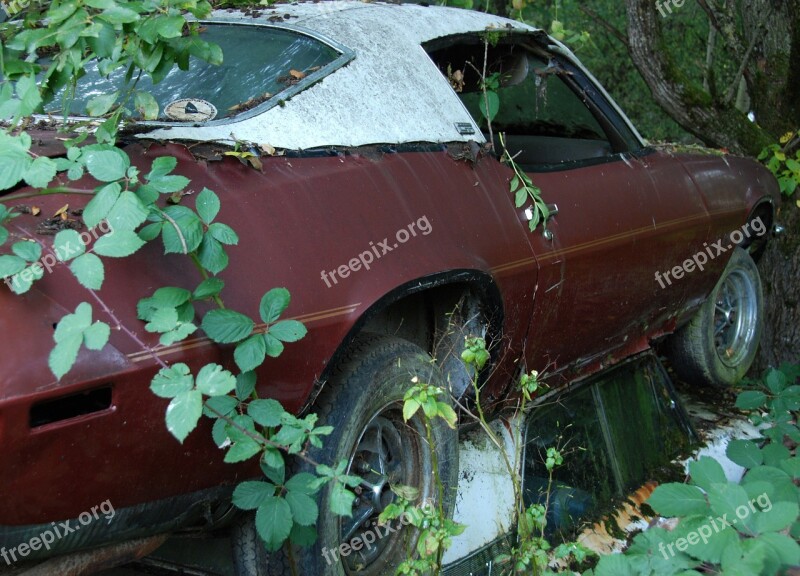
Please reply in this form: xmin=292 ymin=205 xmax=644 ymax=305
xmin=427 ymin=38 xmax=615 ymax=169
xmin=523 ymin=356 xmax=693 ymax=540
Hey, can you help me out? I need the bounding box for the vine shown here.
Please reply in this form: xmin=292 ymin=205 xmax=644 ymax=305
xmin=0 ymin=0 xmax=359 ymax=558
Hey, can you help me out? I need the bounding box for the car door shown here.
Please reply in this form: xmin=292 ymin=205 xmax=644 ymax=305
xmin=425 ymin=34 xmax=712 ymax=379
xmin=477 ymin=50 xmax=711 ymax=376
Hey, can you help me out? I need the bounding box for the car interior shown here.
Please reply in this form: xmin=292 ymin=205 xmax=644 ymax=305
xmin=426 ymin=36 xmax=628 ymax=170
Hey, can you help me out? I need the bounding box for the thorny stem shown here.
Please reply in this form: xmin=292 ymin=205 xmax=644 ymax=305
xmin=158 ymin=208 xmax=188 ymax=253
xmin=482 ymin=34 xmax=494 ymax=148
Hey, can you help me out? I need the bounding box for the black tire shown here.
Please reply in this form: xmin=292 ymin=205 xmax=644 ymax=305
xmin=231 ymin=511 xmax=288 ymax=576
xmin=232 ymin=334 xmax=459 ymax=576
xmin=667 ymin=247 xmax=763 ymax=387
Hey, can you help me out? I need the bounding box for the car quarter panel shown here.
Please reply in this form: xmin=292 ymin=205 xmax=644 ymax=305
xmin=0 ymin=142 xmax=536 ymax=524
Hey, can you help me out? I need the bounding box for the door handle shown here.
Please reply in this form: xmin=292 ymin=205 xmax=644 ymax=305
xmin=525 ymin=203 xmax=559 ymax=222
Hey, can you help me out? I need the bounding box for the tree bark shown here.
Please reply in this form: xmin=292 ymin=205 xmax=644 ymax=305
xmin=624 ymin=0 xmax=772 ymax=156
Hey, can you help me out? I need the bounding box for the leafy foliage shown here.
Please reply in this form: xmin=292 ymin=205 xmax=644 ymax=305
xmin=591 ymin=363 xmax=800 ymax=576
xmin=0 ymin=0 xmax=362 ymax=559
xmin=758 ymin=130 xmax=800 ymax=198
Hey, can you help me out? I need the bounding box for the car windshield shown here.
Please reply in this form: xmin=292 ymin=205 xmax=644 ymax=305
xmin=44 ymin=23 xmax=340 ymax=122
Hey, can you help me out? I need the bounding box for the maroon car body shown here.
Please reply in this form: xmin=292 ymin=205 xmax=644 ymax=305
xmin=0 ymin=1 xmax=777 ymax=568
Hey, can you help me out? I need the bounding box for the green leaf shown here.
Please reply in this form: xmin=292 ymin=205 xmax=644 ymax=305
xmin=49 ymin=335 xmax=83 ymax=380
xmin=150 ymin=363 xmax=194 ymax=398
xmin=255 ymin=497 xmax=293 ymax=551
xmin=86 ymin=91 xmax=119 ymax=116
xmin=727 ymin=439 xmax=763 ymax=469
xmin=202 ymin=309 xmax=254 ymax=344
xmin=193 ymin=277 xmax=224 ymax=300
xmin=758 ymin=532 xmax=800 ymax=570
xmin=196 ymin=188 xmax=220 ymax=225
xmin=260 ymin=288 xmax=291 ymax=323
xmin=149 ymin=287 xmax=192 ymax=308
xmin=205 ymin=395 xmax=238 ymax=418
xmin=0 ymin=255 xmax=26 ymax=278
xmin=93 ymin=230 xmax=145 ymax=257
xmin=69 ymin=253 xmax=105 ymax=290
xmin=11 ymin=240 xmax=41 ymax=262
xmin=106 ymin=191 xmax=149 ymax=231
xmin=248 ymin=399 xmax=284 ymax=428
xmin=161 ymin=205 xmax=203 ymax=253
xmin=648 ymin=483 xmax=708 ymax=517
xmin=147 ymin=156 xmax=177 ymax=180
xmin=479 ymin=91 xmax=500 ymax=122
xmin=268 ymin=320 xmax=306 ymax=343
xmin=736 ymin=390 xmax=767 ymax=410
xmin=263 ymin=333 xmax=284 ymax=358
xmin=0 ymin=142 xmax=31 ymax=191
xmin=83 ymin=321 xmax=110 ymax=350
xmin=149 ymin=174 xmax=190 ymax=194
xmin=195 ymin=363 xmax=236 ymax=396
xmin=765 ymin=368 xmax=788 ymax=394
xmin=261 ymin=447 xmax=285 ymax=485
xmin=235 ymin=335 xmax=267 ymax=373
xmin=224 ymin=437 xmax=262 ymax=463
xmin=690 ymin=456 xmax=728 ymax=491
xmin=9 ymin=264 xmax=44 ymax=294
xmin=99 ymin=4 xmax=140 ymax=25
xmin=288 ymin=523 xmax=317 ymax=546
xmin=232 ymin=481 xmax=275 ymax=510
xmin=403 ymin=398 xmax=420 ymax=422
xmin=286 ymin=490 xmax=318 ymax=526
xmin=707 ymin=482 xmax=750 ymax=525
xmin=514 ymin=187 xmax=527 ymax=208
xmin=84 ymin=182 xmax=121 ymax=228
xmin=236 ymin=372 xmax=257 ymax=400
xmin=54 ymin=229 xmax=85 ymax=262
xmin=134 ymin=91 xmax=159 ymax=120
xmin=166 ymin=389 xmax=203 ymax=443
xmin=24 ymin=156 xmax=57 ymax=188
xmin=197 ymin=235 xmax=228 ymax=274
xmin=53 ymin=302 xmax=92 ymax=343
xmin=145 ymin=307 xmax=179 ymax=333
xmin=329 ymin=482 xmax=356 ymax=517
xmin=85 ymin=149 xmax=129 ymax=182
xmin=156 ymin=15 xmax=185 ymax=38
xmin=208 ymin=222 xmax=238 ymax=245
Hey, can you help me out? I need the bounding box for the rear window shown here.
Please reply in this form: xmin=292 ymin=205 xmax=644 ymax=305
xmin=45 ymin=24 xmax=342 ymax=123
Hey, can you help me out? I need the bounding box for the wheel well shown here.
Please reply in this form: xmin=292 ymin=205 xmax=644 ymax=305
xmin=743 ymin=200 xmax=774 ymax=262
xmin=307 ymin=272 xmax=503 ymax=410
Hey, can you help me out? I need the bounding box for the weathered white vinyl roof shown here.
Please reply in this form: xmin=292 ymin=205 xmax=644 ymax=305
xmin=142 ymin=2 xmax=538 ymax=149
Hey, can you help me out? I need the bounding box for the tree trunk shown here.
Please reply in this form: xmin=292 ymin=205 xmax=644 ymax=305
xmin=624 ymin=0 xmax=772 ymax=156
xmin=754 ymin=199 xmax=800 ymax=371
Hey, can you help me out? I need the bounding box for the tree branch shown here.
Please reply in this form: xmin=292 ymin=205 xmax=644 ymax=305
xmin=579 ymin=5 xmax=629 ymax=48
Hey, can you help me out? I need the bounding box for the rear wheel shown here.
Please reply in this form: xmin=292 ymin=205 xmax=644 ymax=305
xmin=232 ymin=334 xmax=459 ymax=575
xmin=667 ymin=247 xmax=763 ymax=387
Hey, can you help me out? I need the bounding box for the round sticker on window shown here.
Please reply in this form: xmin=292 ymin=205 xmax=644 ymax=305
xmin=164 ymin=99 xmax=217 ymax=122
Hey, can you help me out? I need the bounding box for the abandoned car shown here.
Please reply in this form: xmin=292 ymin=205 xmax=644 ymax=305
xmin=0 ymin=2 xmax=778 ymax=575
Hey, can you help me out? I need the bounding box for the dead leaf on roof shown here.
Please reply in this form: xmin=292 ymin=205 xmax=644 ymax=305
xmin=53 ymin=204 xmax=69 ymax=217
xmin=289 ymin=69 xmax=306 ymax=80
